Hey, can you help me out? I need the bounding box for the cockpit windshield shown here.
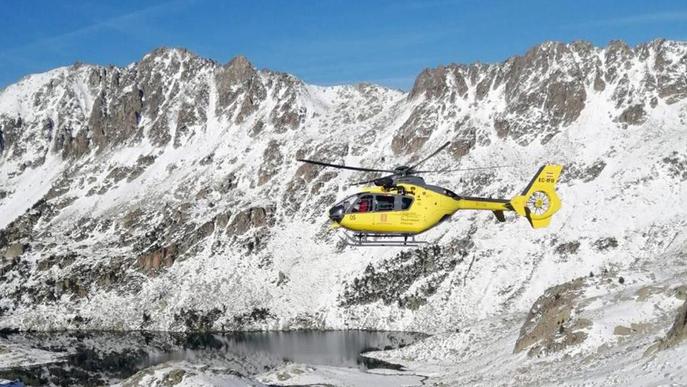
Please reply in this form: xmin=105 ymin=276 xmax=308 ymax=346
xmin=333 ymin=194 xmax=359 ymax=212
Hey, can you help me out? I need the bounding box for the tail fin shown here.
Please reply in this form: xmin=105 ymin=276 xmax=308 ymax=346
xmin=509 ymin=165 xmax=563 ymax=228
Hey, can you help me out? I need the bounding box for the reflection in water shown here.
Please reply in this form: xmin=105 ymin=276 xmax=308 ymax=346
xmin=162 ymin=330 xmax=417 ymax=367
xmin=0 ymin=330 xmax=425 ymax=385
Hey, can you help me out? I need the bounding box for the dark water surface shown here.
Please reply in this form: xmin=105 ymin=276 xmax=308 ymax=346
xmin=0 ymin=330 xmax=426 ymax=386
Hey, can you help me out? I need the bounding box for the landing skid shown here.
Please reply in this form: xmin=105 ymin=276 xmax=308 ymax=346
xmin=337 ymin=230 xmax=428 ymax=247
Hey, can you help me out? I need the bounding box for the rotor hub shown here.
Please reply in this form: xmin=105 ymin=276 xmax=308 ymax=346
xmin=393 ymin=166 xmax=414 ymax=176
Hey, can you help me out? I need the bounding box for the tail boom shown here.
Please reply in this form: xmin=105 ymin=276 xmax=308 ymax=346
xmin=453 ymin=164 xmax=563 ymax=229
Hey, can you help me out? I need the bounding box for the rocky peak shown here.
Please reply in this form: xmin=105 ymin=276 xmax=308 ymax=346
xmin=606 ymin=39 xmax=633 ymax=57
xmin=221 ymin=55 xmax=257 ymax=83
xmin=141 ymin=47 xmax=200 ymax=63
xmin=214 ymin=55 xmax=265 ymax=124
xmin=397 ymin=39 xmax=687 ymax=153
xmin=408 ymin=64 xmax=468 ymax=100
xmin=226 ymin=55 xmax=252 ymax=70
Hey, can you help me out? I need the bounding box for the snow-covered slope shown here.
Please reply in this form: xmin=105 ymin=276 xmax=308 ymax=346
xmin=367 ymin=236 xmax=687 ymax=385
xmin=0 ymin=39 xmax=686 ymax=383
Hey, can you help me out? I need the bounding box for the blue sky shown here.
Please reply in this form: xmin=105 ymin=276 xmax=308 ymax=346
xmin=1 ymin=0 xmax=686 ymax=90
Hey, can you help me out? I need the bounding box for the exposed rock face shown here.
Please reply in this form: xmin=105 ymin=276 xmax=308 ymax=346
xmin=258 ymin=140 xmax=284 ymax=185
xmin=227 ymin=207 xmax=274 ymax=236
xmin=265 ymin=71 xmax=306 ymax=132
xmin=409 ymin=65 xmax=469 ymax=100
xmin=137 ymin=245 xmax=177 ymax=274
xmin=662 ymin=151 xmax=687 ymax=181
xmin=215 ymin=55 xmax=265 ymax=123
xmin=0 ymin=117 xmax=23 ymax=157
xmin=560 ymin=160 xmax=606 ymax=184
xmin=391 ymin=108 xmax=436 ymax=154
xmin=88 ymin=85 xmax=143 ymax=150
xmin=646 ymin=298 xmax=687 ymax=355
xmin=3 ymin=242 xmax=24 ymax=259
xmin=514 ymin=277 xmax=591 ymax=356
xmin=617 ymin=104 xmax=647 ymax=125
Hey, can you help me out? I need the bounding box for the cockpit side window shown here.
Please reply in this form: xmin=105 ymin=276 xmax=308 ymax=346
xmin=350 ymin=195 xmax=374 ymax=213
xmin=374 ymin=195 xmax=395 ymax=211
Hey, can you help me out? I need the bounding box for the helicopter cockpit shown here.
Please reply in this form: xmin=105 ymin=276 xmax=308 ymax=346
xmin=328 ymin=193 xmax=414 ymax=222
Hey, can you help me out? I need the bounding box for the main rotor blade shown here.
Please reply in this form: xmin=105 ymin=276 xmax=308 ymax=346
xmin=350 ymin=173 xmax=397 ymax=186
xmin=414 ymin=165 xmax=515 ymax=173
xmin=409 ymin=141 xmax=451 ymax=170
xmin=297 ymin=158 xmax=395 ymax=173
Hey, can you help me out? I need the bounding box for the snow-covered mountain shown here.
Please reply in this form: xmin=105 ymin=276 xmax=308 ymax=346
xmin=1 ymin=39 xmax=687 ymax=384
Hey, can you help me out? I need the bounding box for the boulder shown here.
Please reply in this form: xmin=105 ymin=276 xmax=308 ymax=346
xmin=3 ymin=243 xmax=24 ymax=259
xmin=514 ymin=277 xmax=591 ymax=356
xmin=645 ymin=298 xmax=687 ymax=355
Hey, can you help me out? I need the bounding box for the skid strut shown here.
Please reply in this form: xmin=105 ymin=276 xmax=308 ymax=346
xmin=337 ymin=230 xmax=428 ymax=247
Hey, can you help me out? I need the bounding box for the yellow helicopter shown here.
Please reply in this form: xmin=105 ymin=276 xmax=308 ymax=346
xmin=298 ymin=141 xmax=563 ymax=247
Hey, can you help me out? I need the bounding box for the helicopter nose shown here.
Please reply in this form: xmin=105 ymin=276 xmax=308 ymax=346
xmin=328 ymin=205 xmax=344 ymax=223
